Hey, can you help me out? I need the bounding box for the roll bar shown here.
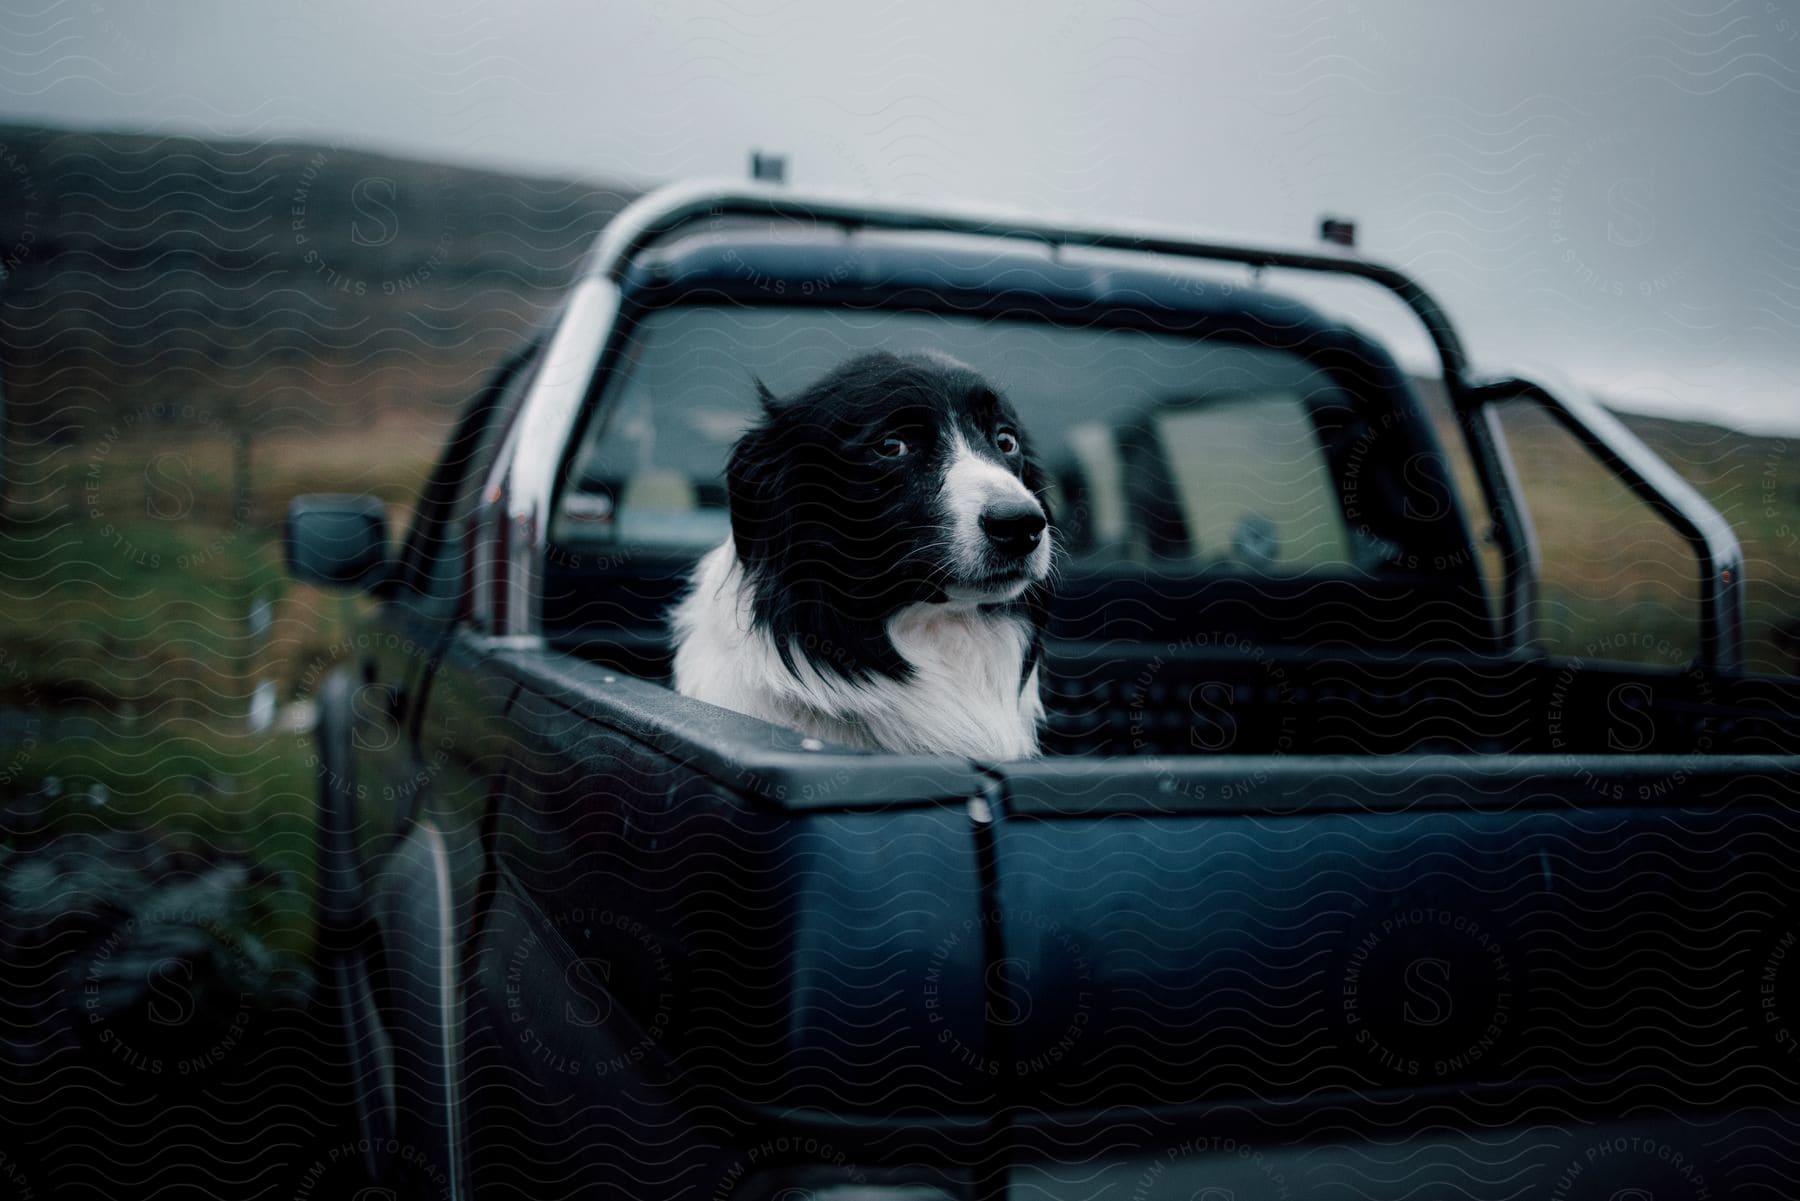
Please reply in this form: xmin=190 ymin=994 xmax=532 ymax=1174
xmin=1468 ymin=375 xmax=1745 ymax=673
xmin=481 ymin=181 xmax=1745 ymax=673
xmin=581 ymin=181 xmax=1476 ymax=381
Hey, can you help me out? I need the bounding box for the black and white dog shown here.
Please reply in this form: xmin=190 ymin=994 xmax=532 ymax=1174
xmin=671 ymin=350 xmax=1053 ymax=758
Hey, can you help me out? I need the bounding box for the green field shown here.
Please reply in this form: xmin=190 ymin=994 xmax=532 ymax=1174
xmin=0 ymin=411 xmax=448 ymax=957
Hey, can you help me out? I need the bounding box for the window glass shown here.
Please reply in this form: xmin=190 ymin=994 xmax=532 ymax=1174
xmin=1155 ymin=393 xmax=1352 ymax=568
xmin=555 ymin=306 xmax=1384 ymax=573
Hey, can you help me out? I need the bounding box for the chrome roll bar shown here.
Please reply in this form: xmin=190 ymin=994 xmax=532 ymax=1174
xmin=1468 ymin=375 xmax=1746 ymax=673
xmin=581 ymin=181 xmax=1476 ymax=381
xmin=484 ymin=180 xmax=1745 ymax=674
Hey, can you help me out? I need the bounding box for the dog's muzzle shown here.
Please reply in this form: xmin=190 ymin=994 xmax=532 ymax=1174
xmin=980 ymin=502 xmax=1047 ymax=557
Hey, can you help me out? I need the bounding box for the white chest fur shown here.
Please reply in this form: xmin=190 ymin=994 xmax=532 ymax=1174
xmin=670 ymin=541 xmax=1043 ymax=759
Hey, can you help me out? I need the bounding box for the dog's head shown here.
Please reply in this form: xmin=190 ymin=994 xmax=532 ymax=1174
xmin=727 ymin=350 xmax=1053 ymax=680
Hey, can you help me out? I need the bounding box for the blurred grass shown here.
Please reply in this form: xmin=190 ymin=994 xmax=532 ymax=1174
xmin=0 ymin=410 xmax=448 ymax=956
xmin=0 ymin=413 xmax=442 ymax=714
xmin=5 ymin=729 xmax=320 ymax=959
xmin=0 ymin=123 xmax=621 ymax=985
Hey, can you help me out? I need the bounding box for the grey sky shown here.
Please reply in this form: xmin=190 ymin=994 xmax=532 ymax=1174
xmin=4 ymin=0 xmax=1798 ymax=431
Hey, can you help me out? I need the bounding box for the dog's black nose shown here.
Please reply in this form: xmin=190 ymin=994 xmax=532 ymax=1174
xmin=981 ymin=504 xmax=1046 ymax=556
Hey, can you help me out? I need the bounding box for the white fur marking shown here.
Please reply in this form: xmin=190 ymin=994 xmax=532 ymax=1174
xmin=937 ymin=432 xmax=1052 ymax=587
xmin=670 ymin=540 xmax=1044 ymax=759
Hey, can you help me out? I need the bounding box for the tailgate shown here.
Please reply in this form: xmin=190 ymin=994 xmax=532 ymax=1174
xmin=983 ymin=754 xmax=1800 ymax=1175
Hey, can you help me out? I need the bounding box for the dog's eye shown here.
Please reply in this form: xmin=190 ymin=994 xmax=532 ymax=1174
xmin=874 ymin=435 xmax=910 ymax=459
xmin=994 ymin=429 xmax=1020 ymax=455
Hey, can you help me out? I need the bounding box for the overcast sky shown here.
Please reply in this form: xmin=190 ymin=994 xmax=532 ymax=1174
xmin=4 ymin=0 xmax=1798 ymax=431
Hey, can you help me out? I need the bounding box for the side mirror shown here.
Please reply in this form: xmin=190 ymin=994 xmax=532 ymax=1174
xmin=285 ymin=494 xmax=392 ymax=591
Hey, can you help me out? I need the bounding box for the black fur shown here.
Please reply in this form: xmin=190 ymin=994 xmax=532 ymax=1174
xmin=725 ymin=350 xmax=1052 ymax=685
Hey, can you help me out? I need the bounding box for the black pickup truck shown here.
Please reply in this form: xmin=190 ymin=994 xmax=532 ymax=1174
xmin=288 ymin=183 xmax=1800 ymax=1200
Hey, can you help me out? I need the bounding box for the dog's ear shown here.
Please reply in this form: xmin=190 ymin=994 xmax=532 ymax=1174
xmin=752 ymin=377 xmax=782 ymax=417
xmin=725 ymin=412 xmax=787 ymax=571
xmin=730 ymin=379 xmax=791 ymax=568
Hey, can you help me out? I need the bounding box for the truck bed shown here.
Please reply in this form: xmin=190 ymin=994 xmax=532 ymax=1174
xmin=551 ymin=628 xmax=1800 ymax=760
xmin=463 ymin=640 xmax=1800 ymax=1198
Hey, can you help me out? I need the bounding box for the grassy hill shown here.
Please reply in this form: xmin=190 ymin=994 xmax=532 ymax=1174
xmin=0 ymin=122 xmax=638 ymax=719
xmin=0 ymin=121 xmax=635 ymax=457
xmin=0 ymin=124 xmax=636 ymax=955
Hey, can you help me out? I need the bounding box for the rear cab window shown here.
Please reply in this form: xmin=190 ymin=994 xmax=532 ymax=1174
xmin=539 ymin=302 xmax=1477 ymax=674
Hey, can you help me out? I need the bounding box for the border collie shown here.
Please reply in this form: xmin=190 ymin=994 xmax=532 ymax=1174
xmin=670 ymin=350 xmax=1053 ymax=758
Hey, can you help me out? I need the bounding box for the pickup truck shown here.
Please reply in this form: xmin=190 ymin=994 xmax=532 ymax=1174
xmin=287 ymin=182 xmax=1800 ymax=1200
